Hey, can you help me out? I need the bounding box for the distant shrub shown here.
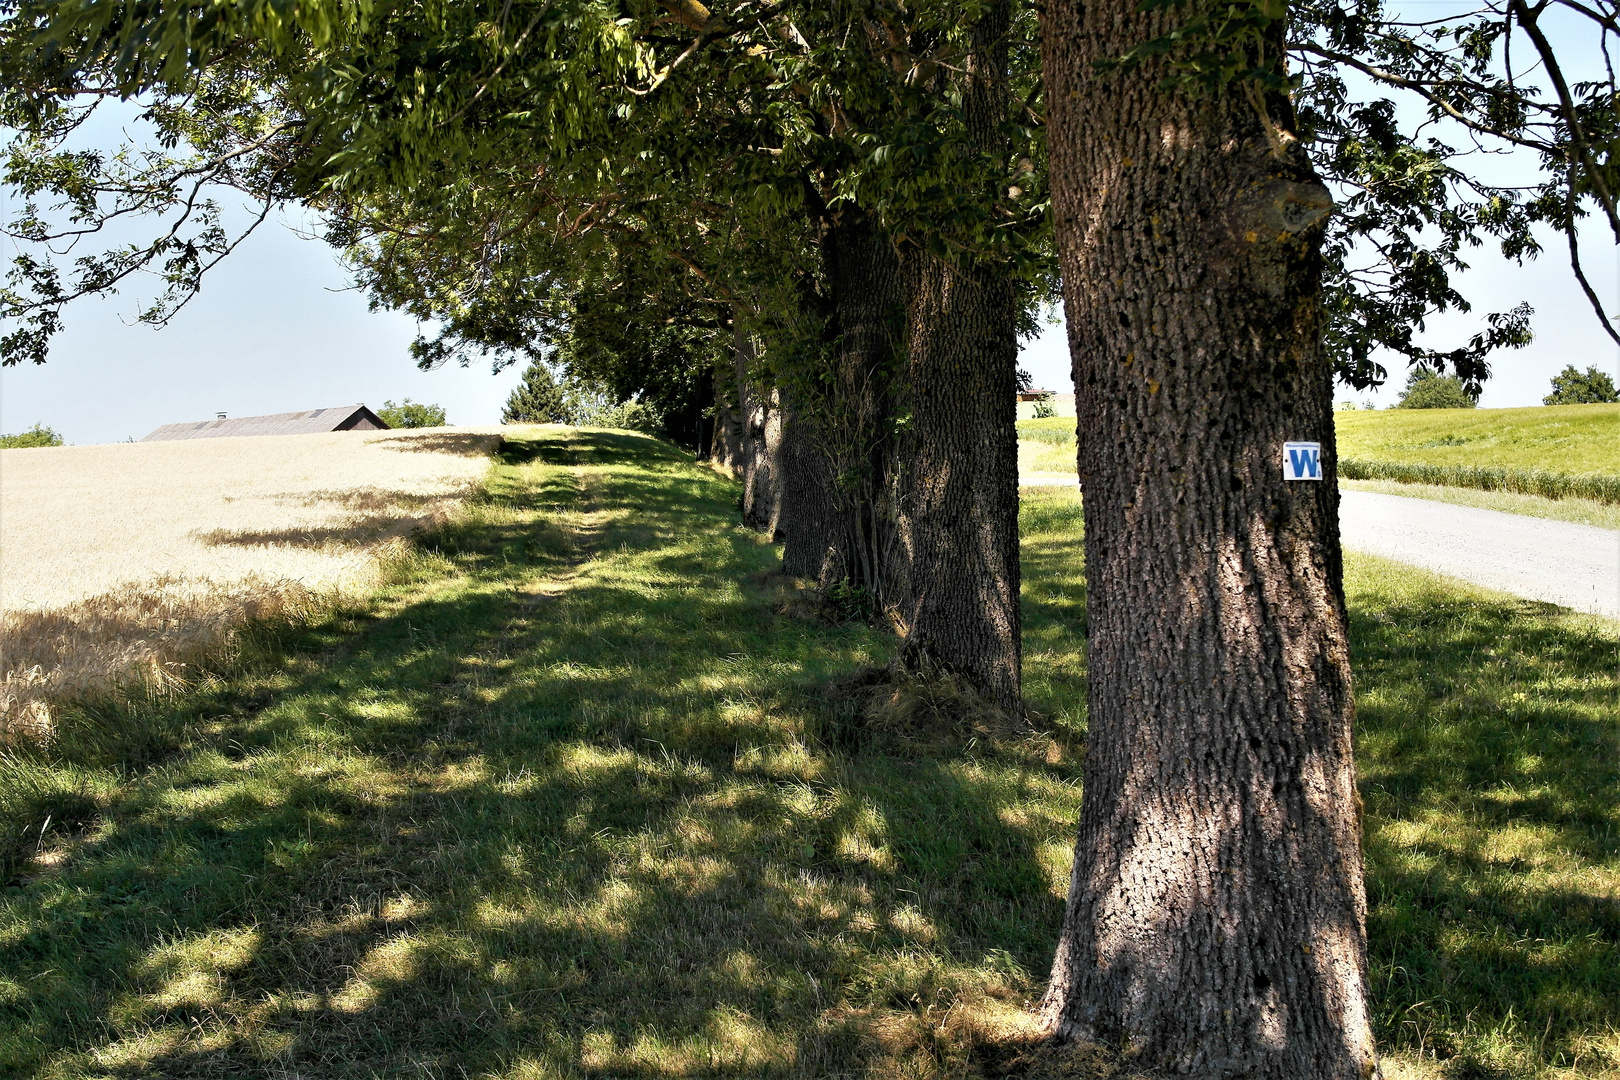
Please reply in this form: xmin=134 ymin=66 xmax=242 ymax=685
xmin=378 ymin=399 xmax=447 ymax=428
xmin=0 ymin=423 xmax=64 ymax=448
xmin=1340 ymin=458 xmax=1620 ymax=505
xmin=502 ymin=359 xmax=663 ymax=434
xmin=1032 ymin=397 xmax=1057 ymax=419
xmin=1396 ymin=367 xmax=1477 ymax=409
xmin=503 ymin=362 xmax=569 ymax=423
xmin=1544 ymin=364 xmax=1619 ymax=405
xmin=589 ymin=398 xmax=662 ymax=434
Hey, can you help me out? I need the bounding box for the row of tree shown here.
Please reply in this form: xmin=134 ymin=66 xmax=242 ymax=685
xmin=3 ymin=0 xmax=1616 ymax=1074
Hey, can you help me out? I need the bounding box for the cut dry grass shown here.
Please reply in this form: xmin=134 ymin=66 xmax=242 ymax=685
xmin=0 ymin=575 xmax=334 ymax=749
xmin=0 ymin=426 xmax=501 ymax=612
xmin=0 ymin=427 xmax=502 ymax=744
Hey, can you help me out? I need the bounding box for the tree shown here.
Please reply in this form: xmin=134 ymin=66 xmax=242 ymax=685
xmin=503 ymin=363 xmax=570 ymax=425
xmin=1038 ymin=2 xmax=1376 ymax=1078
xmin=1032 ymin=0 xmax=1620 ymax=1064
xmin=1545 ymin=364 xmax=1620 ymax=405
xmin=1395 ymin=367 xmax=1477 ymax=409
xmin=377 ymin=399 xmax=447 ymax=428
xmin=0 ymin=423 xmax=63 ymax=448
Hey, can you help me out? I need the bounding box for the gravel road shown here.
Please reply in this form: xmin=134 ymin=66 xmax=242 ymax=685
xmin=1338 ymin=490 xmax=1619 ymax=619
xmin=1019 ymin=477 xmax=1619 ymax=618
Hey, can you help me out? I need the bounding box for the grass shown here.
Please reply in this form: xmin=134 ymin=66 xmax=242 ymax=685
xmin=1 ymin=428 xmax=1615 ymax=1078
xmin=1336 ymin=404 xmax=1620 ymax=504
xmin=1015 ymin=418 xmax=1077 ymax=476
xmin=1335 ymin=404 xmax=1620 ymax=475
xmin=1020 ymin=409 xmax=1620 ymax=508
xmin=1342 ymin=479 xmax=1620 ymax=530
xmin=1338 ymin=459 xmax=1620 ymax=505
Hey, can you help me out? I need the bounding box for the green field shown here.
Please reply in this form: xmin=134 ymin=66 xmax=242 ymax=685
xmin=1020 ymin=405 xmax=1620 ymax=506
xmin=1335 ymin=403 xmax=1620 ymax=474
xmin=2 ymin=430 xmax=1615 ymax=1078
xmin=1020 ymin=404 xmax=1620 ymax=475
xmin=1015 ymin=416 xmax=1078 ymax=475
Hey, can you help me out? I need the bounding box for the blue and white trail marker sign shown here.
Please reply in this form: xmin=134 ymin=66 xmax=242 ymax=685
xmin=1282 ymin=442 xmax=1323 ymax=481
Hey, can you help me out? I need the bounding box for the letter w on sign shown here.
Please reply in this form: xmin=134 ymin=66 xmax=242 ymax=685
xmin=1283 ymin=442 xmax=1322 ymax=481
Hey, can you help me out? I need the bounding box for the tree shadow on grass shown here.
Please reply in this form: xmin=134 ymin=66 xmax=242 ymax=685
xmin=197 ymin=517 xmax=427 ymax=549
xmin=369 ymin=432 xmax=505 ymax=456
xmin=1347 ymin=562 xmax=1620 ymax=1075
xmin=9 ymin=437 xmax=1609 ymax=1079
xmin=0 ymin=429 xmax=1074 ymax=1080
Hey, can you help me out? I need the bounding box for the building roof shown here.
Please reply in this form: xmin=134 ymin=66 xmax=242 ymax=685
xmin=140 ymin=405 xmax=389 ymax=442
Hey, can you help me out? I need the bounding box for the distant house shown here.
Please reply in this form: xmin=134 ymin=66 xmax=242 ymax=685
xmin=141 ymin=405 xmax=389 ymax=443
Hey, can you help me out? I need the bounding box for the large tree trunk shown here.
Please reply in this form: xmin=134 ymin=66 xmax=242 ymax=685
xmin=892 ymin=252 xmax=1021 ymax=707
xmin=777 ymin=390 xmax=841 ymax=579
xmin=1037 ymin=1 xmax=1378 ymax=1076
xmin=712 ymin=362 xmax=743 ymax=470
xmin=889 ymin=0 xmax=1022 ymax=709
xmin=780 ymin=211 xmax=903 ymax=592
xmin=734 ymin=328 xmax=785 ymax=535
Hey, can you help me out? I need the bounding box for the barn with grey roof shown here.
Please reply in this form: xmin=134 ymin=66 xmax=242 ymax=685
xmin=141 ymin=405 xmax=389 ymax=442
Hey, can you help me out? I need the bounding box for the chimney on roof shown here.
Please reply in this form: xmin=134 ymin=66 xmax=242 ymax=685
xmin=216 ymin=412 xmax=227 ymax=420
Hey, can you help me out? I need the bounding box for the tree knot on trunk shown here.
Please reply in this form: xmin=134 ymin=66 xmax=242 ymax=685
xmin=1228 ymin=178 xmax=1335 ymax=246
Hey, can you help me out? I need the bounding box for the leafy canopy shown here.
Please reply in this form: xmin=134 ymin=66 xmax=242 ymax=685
xmin=377 ymin=399 xmax=447 ymax=428
xmin=2 ymin=0 xmax=1614 ymax=400
xmin=1395 ymin=366 xmax=1478 ymax=409
xmin=1544 ymin=364 xmax=1620 ymax=405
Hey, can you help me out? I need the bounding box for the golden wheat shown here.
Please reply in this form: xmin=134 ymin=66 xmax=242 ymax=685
xmin=0 ymin=426 xmax=505 ymax=743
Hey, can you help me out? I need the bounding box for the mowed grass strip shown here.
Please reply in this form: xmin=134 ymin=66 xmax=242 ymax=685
xmin=1339 ymin=479 xmax=1620 ymax=530
xmin=0 ymin=432 xmax=1614 ymax=1078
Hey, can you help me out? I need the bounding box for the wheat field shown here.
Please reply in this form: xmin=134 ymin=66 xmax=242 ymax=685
xmin=0 ymin=426 xmax=505 ymax=743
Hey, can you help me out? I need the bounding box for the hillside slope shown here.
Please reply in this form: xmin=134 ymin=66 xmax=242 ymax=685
xmin=1333 ymin=403 xmax=1620 ymax=474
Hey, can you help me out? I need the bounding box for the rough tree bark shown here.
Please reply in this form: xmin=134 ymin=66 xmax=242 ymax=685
xmin=780 ymin=210 xmax=903 ymax=590
xmin=1036 ymin=0 xmax=1379 ymax=1075
xmin=889 ymin=0 xmax=1022 ymax=709
xmin=717 ymin=321 xmax=785 ymax=533
xmin=777 ymin=390 xmax=841 ymax=578
xmin=712 ymin=363 xmax=743 ymax=470
xmin=740 ymin=350 xmax=785 ymax=535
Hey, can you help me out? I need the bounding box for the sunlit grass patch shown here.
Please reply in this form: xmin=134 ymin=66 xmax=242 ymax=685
xmin=1347 ymin=554 xmax=1620 ymax=1078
